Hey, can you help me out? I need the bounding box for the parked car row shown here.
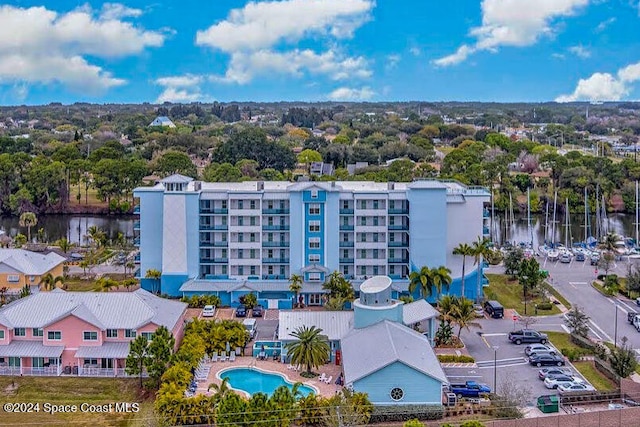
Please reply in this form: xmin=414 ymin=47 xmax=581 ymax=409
xmin=235 ymin=304 xmax=264 ymax=318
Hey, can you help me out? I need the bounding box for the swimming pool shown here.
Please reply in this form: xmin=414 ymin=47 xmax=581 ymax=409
xmin=217 ymin=367 xmax=317 ymax=397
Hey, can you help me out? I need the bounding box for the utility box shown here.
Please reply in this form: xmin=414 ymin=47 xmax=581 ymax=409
xmin=537 ymin=395 xmax=559 ymax=413
xmin=444 ymin=392 xmax=457 ymax=406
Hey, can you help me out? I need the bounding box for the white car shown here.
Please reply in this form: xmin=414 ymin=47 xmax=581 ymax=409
xmin=525 ymin=344 xmax=553 ymax=356
xmin=544 ymin=375 xmax=582 ymax=389
xmin=557 ymin=382 xmax=595 ymax=395
xmin=202 ymin=305 xmax=216 ymax=318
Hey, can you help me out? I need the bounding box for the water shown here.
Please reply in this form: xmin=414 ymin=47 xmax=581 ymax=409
xmin=493 ymin=212 xmax=637 ymax=248
xmin=0 ymin=215 xmax=134 ymax=245
xmin=218 ymin=367 xmax=316 ymax=396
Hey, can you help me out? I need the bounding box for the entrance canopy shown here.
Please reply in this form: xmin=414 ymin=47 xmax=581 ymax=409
xmin=0 ymin=342 xmax=64 ymax=358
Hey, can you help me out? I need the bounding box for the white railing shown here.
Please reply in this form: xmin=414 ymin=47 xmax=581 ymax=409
xmin=0 ymin=366 xmax=22 ymax=376
xmin=20 ymin=367 xmax=60 ymax=376
xmin=79 ymin=366 xmax=145 ymax=378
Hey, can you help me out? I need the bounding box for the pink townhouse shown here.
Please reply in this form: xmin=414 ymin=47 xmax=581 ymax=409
xmin=0 ymin=288 xmax=188 ymax=377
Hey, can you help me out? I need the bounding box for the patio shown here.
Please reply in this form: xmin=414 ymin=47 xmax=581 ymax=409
xmin=196 ymin=355 xmax=344 ymax=397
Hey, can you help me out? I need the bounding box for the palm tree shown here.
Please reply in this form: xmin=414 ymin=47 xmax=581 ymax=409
xmin=145 ymin=269 xmax=162 ymax=294
xmin=431 ymin=266 xmax=452 ymax=300
xmin=208 ymin=377 xmax=231 ymax=402
xmin=284 ymin=325 xmax=330 ymax=375
xmin=86 ymin=226 xmax=106 ymax=248
xmin=600 ymin=232 xmax=620 ymax=254
xmin=18 ymin=212 xmax=37 ymax=242
xmin=408 ymin=266 xmax=433 ymax=300
xmin=289 ymin=274 xmax=303 ymax=308
xmin=40 ymin=273 xmax=64 ymax=291
xmin=437 ymin=295 xmax=457 ymax=324
xmin=56 ymin=237 xmax=73 ymax=253
xmin=450 ymin=297 xmax=482 ymax=338
xmin=453 ymin=243 xmax=474 ymax=297
xmin=471 ymin=236 xmax=492 ymax=303
xmin=125 ymin=261 xmax=136 ymax=278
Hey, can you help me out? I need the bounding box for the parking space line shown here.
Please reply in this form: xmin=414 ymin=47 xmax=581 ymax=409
xmin=588 ymin=319 xmax=612 ymax=342
xmin=609 ymin=298 xmax=629 ymax=315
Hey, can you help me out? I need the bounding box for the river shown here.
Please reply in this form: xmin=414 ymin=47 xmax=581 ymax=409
xmin=0 ymin=215 xmax=135 ymax=245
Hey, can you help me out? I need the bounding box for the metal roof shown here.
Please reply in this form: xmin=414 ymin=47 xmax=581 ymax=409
xmin=0 ymin=341 xmax=64 ymax=358
xmin=0 ymin=289 xmax=187 ymax=330
xmin=160 ymin=173 xmax=194 ymax=184
xmin=278 ymin=311 xmax=354 ymax=341
xmin=341 ymin=320 xmax=447 ymax=385
xmin=75 ymin=342 xmax=130 ymax=359
xmin=0 ymin=249 xmax=66 ymax=276
xmin=402 ymin=300 xmax=439 ymax=325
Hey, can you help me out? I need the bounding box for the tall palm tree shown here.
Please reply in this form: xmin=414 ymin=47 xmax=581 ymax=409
xmin=450 ymin=297 xmax=482 ymax=338
xmin=453 ymin=243 xmax=474 ymax=297
xmin=145 ymin=269 xmax=162 ymax=294
xmin=284 ymin=325 xmax=330 ymax=375
xmin=409 ymin=266 xmax=433 ymax=300
xmin=86 ymin=226 xmax=106 ymax=248
xmin=40 ymin=273 xmax=64 ymax=291
xmin=600 ymin=232 xmax=620 ymax=254
xmin=471 ymin=236 xmax=492 ymax=303
xmin=430 ymin=266 xmax=452 ymax=300
xmin=289 ymin=274 xmax=303 ymax=308
xmin=18 ymin=212 xmax=37 ymax=242
xmin=208 ymin=377 xmax=231 ymax=402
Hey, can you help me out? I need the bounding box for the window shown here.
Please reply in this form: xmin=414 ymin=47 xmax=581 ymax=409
xmin=0 ymin=330 xmax=4 ymax=339
xmin=7 ymin=274 xmax=19 ymax=283
xmin=360 ymin=200 xmax=366 ymax=209
xmin=309 ymin=238 xmax=320 ymax=249
xmin=8 ymin=357 xmax=20 ymax=367
xmin=373 ymin=266 xmax=379 ymax=275
xmin=32 ymin=357 xmax=44 ymax=368
xmin=222 ymin=265 xmax=228 ymax=275
xmin=390 ymin=387 xmax=404 ymax=401
xmin=125 ymin=329 xmax=136 ymax=338
xmin=308 ymin=273 xmax=321 ymax=281
xmin=250 ymin=200 xmax=256 ymax=209
xmin=268 ymin=266 xmax=274 ymax=274
xmin=342 ymin=250 xmax=348 ymax=258
xmin=238 ymin=233 xmax=244 ymax=242
xmin=250 ymin=266 xmax=256 ymax=275
xmin=32 ymin=328 xmax=43 ymax=337
xmin=83 ymin=358 xmax=98 ymax=366
xmin=373 ymin=233 xmax=379 ymax=242
xmin=238 ymin=249 xmax=244 ymax=259
xmin=250 ymin=249 xmax=256 ymax=259
xmin=309 ymin=294 xmax=322 ymax=305
xmin=311 ymin=189 xmax=318 ymax=199
xmin=250 ymin=233 xmax=256 ymax=242
xmin=141 ymin=332 xmax=154 ymax=341
xmin=373 ymin=200 xmax=379 ymax=209
xmin=342 ymin=201 xmax=349 ymax=209
xmin=360 ymin=266 xmax=367 ymax=275
xmin=309 ymin=204 xmax=320 ymax=215
xmin=238 ymin=200 xmax=244 ymax=209
xmin=389 ymin=233 xmax=395 ymax=242
xmin=267 ymin=233 xmax=274 ymax=242
xmin=106 ymin=329 xmax=118 ymax=338
xmin=373 ymin=217 xmax=379 ymax=226
xmin=83 ymin=331 xmax=98 ymax=341
xmin=360 ymin=217 xmax=367 ymax=226
xmin=373 ymin=249 xmax=379 ymax=259
xmin=250 ymin=216 xmax=257 ymax=226
xmin=267 ymin=249 xmax=274 ymax=258
xmin=238 ymin=217 xmax=244 ymax=226
xmin=360 ymin=233 xmax=366 ymax=242
xmin=238 ymin=266 xmax=244 ymax=275
xmin=309 ymin=254 xmax=320 ymax=263
xmin=221 ymin=200 xmax=227 ymax=209
xmin=309 ymin=221 xmax=320 ymax=232
xmin=389 ymin=249 xmax=395 ymax=258
xmin=360 ymin=249 xmax=367 ymax=258
xmin=389 ymin=216 xmax=395 ymax=225
xmin=47 ymin=331 xmax=61 ymax=340
xmin=14 ymin=328 xmax=26 ymax=337
xmin=342 ymin=266 xmax=349 ymax=275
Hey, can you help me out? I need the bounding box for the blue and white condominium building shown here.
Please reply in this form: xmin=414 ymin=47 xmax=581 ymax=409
xmin=133 ymin=175 xmax=490 ymax=307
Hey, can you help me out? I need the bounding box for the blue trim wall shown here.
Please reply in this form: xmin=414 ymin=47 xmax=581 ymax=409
xmin=136 ymin=190 xmax=164 ymax=278
xmin=289 ymin=193 xmax=304 ymax=274
xmin=407 ymin=187 xmax=447 ymax=269
xmin=185 ymin=192 xmax=200 ymax=278
xmin=161 ymin=274 xmax=189 ymax=296
xmin=325 ymin=191 xmax=340 ymax=272
xmin=303 ymin=190 xmax=325 ymax=268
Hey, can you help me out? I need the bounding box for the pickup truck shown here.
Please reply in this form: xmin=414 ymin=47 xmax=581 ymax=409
xmin=448 ymin=381 xmax=491 ymax=398
xmin=508 ymin=329 xmax=548 ymax=345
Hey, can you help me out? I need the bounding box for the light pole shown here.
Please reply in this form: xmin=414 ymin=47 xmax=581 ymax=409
xmin=493 ymin=346 xmax=499 ymax=394
xmin=614 ymin=303 xmax=619 ymax=348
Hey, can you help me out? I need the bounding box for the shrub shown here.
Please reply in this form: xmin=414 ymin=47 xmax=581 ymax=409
xmin=403 ymin=419 xmax=424 ymax=427
xmin=369 ymin=404 xmax=444 ymax=422
xmin=536 ymin=302 xmax=553 ymax=310
xmin=460 ymin=421 xmax=486 ymax=427
xmin=437 ymin=354 xmax=475 ymax=363
xmin=570 ymin=334 xmax=597 ymax=352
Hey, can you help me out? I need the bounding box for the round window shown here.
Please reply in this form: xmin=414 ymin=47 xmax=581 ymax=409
xmin=390 ymin=387 xmax=404 ymax=401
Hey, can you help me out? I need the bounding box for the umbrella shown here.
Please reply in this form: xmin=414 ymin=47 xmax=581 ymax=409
xmin=226 ymin=342 xmax=230 ymax=353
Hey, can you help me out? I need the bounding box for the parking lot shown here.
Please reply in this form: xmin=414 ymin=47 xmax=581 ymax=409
xmin=445 ymin=312 xmax=588 ymax=403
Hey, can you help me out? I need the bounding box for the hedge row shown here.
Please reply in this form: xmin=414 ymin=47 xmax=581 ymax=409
xmin=437 ymin=354 xmax=475 ymax=363
xmin=369 ymin=404 xmax=444 ymax=422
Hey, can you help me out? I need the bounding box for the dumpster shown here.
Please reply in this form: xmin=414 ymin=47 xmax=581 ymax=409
xmin=537 ymin=394 xmax=559 ymax=413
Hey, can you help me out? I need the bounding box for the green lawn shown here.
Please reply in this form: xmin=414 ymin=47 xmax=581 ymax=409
xmin=542 ymin=331 xmax=582 ymax=352
xmin=573 ymin=361 xmax=618 ymax=391
xmin=540 ymin=281 xmax=572 ymax=309
xmin=484 ymin=274 xmax=560 ymax=316
xmin=0 ymin=377 xmax=154 ymax=426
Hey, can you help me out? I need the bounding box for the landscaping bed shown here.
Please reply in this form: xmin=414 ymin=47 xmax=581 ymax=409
xmin=484 ymin=274 xmax=561 ymax=316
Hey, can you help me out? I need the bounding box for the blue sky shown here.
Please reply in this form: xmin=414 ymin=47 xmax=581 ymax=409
xmin=1 ymin=0 xmax=640 ymax=104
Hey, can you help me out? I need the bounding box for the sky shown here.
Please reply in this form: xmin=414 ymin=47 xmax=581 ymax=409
xmin=1 ymin=0 xmax=640 ymax=105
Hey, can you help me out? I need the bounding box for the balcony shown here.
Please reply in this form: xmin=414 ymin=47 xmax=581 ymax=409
xmin=262 ymin=275 xmax=287 ymax=280
xmin=133 ymin=205 xmax=140 ymax=214
xmin=133 ymin=220 xmax=140 ymax=230
xmin=483 ymin=210 xmax=490 ymax=218
xmin=388 ymin=241 xmax=409 ymax=247
xmin=200 ymin=241 xmax=228 ymax=247
xmin=134 ymin=253 xmax=140 ymax=262
xmin=388 ymin=224 xmax=409 ymax=231
xmin=339 ymin=225 xmax=354 ymax=231
xmin=262 ymin=208 xmax=290 ymax=214
xmin=200 ymin=207 xmax=228 ymax=214
xmin=339 ymin=241 xmax=354 ymax=247
xmin=483 ymin=226 xmax=490 ymax=236
xmin=339 ymin=208 xmax=354 ymax=214
xmin=388 ymin=208 xmax=409 ymax=215
xmin=133 ymin=238 xmax=140 ymax=246
xmin=200 ymin=258 xmax=229 ymax=264
xmin=262 ymin=241 xmax=290 ymax=247
xmin=388 ymin=258 xmax=409 ymax=263
xmin=263 ymin=258 xmax=290 ymax=264
xmin=262 ymin=225 xmax=290 ymax=231
xmin=200 ymin=224 xmax=229 ymax=231
xmin=339 ymin=258 xmax=355 ymax=264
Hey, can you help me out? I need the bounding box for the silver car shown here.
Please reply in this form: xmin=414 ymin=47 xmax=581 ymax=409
xmin=525 ymin=344 xmax=553 ymax=356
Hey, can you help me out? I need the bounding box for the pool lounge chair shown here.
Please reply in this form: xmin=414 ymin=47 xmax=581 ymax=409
xmin=220 ymin=352 xmax=227 ymax=362
xmin=229 ymin=351 xmax=236 ymax=362
xmin=212 ymin=351 xmax=218 ymax=362
xmin=318 ymin=373 xmax=327 ymax=382
xmin=324 ymin=375 xmax=332 ymax=384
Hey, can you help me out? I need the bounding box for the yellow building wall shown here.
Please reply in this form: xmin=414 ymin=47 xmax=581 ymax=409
xmin=0 ymin=263 xmax=66 ymax=291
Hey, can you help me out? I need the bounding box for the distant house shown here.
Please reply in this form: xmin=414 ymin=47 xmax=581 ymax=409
xmin=0 ymin=289 xmax=188 ymax=376
xmin=149 ymin=116 xmax=176 ymax=128
xmin=0 ymin=249 xmax=66 ymax=292
xmin=309 ymin=162 xmax=334 ymax=177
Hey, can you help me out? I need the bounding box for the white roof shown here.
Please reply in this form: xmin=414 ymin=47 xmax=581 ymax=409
xmin=341 ymin=320 xmax=447 ymax=385
xmin=160 ymin=174 xmax=194 ymax=184
xmin=402 ymin=300 xmax=439 ymax=325
xmin=0 ymin=249 xmax=66 ymax=275
xmin=360 ymin=276 xmax=392 ymax=294
xmin=0 ymin=289 xmax=187 ymax=330
xmin=278 ymin=311 xmax=354 ymax=341
xmin=0 ymin=341 xmax=64 ymax=358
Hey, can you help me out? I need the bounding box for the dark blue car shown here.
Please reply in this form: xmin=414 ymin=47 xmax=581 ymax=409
xmin=235 ymin=304 xmax=247 ymax=317
xmin=252 ymin=305 xmax=264 ymax=317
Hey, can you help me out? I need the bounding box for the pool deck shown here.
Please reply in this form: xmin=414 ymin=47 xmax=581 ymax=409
xmin=197 ymin=356 xmax=344 ymax=397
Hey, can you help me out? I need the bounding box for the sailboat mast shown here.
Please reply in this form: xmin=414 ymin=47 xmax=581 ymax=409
xmin=544 ymin=200 xmax=549 ymax=244
xmin=509 ymin=193 xmax=514 ymax=245
xmin=584 ymin=187 xmax=588 ymax=243
xmin=490 ymin=190 xmax=495 ymax=243
xmin=601 ymin=194 xmax=608 ymax=236
xmin=527 ymin=188 xmax=532 ymax=248
xmin=565 ymin=198 xmax=570 ymax=248
xmin=595 ymin=187 xmax=600 ymax=240
xmin=552 ymin=190 xmax=558 ymax=246
xmin=636 ymin=180 xmax=639 ymax=245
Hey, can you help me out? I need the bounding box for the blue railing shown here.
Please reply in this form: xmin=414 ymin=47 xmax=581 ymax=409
xmin=388 ymin=208 xmax=409 ymax=214
xmin=339 ymin=208 xmax=354 ymax=214
xmin=339 ymin=258 xmax=354 ymax=263
xmin=339 ymin=241 xmax=354 ymax=247
xmin=262 ymin=241 xmax=290 ymax=247
xmin=133 ymin=221 xmax=140 ymax=230
xmin=388 ymin=258 xmax=409 ymax=263
xmin=388 ymin=225 xmax=409 ymax=231
xmin=133 ymin=238 xmax=140 ymax=246
xmin=262 ymin=225 xmax=290 ymax=231
xmin=200 ymin=258 xmax=228 ymax=264
xmin=262 ymin=275 xmax=286 ymax=280
xmin=133 ymin=206 xmax=140 ymax=214
xmin=388 ymin=241 xmax=409 ymax=247
xmin=339 ymin=225 xmax=354 ymax=231
xmin=263 ymin=258 xmax=290 ymax=264
xmin=483 ymin=227 xmax=490 ymax=235
xmin=262 ymin=208 xmax=290 ymax=214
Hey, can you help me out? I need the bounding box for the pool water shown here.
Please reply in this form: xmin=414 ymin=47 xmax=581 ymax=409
xmin=218 ymin=367 xmax=316 ymax=397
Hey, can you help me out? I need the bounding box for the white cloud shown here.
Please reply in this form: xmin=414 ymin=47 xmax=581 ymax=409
xmin=552 ymin=53 xmax=566 ymax=59
xmin=595 ymin=17 xmax=615 ymax=32
xmin=433 ymin=45 xmax=475 ymax=67
xmin=556 ymin=61 xmax=640 ymax=102
xmin=327 ymin=86 xmax=375 ymax=101
xmin=154 ymin=74 xmax=208 ymax=103
xmin=100 ymin=3 xmax=143 ymax=20
xmin=568 ymin=45 xmax=591 ymax=58
xmin=196 ymin=0 xmax=374 ymax=84
xmin=409 ymin=47 xmax=421 ymax=56
xmin=385 ymin=54 xmax=401 ymax=70
xmin=434 ymin=0 xmax=589 ymax=66
xmin=0 ymin=5 xmax=165 ymax=94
